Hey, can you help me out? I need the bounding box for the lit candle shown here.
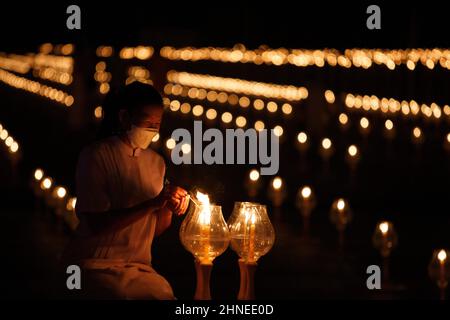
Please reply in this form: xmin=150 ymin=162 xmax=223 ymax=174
xmin=379 ymin=221 xmax=389 ymax=248
xmin=197 ymin=191 xmax=211 ymax=263
xmin=438 ymin=249 xmax=447 ymax=283
xmin=248 ymin=213 xmax=256 ymax=262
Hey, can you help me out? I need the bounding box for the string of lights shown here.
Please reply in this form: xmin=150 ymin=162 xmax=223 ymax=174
xmin=161 ymin=45 xmax=450 ymax=71
xmin=119 ymin=46 xmax=154 ymax=60
xmin=163 ymin=83 xmax=294 ymax=116
xmin=0 ymin=69 xmax=74 ymax=107
xmin=32 ymin=168 xmax=78 ymax=230
xmin=0 ymin=52 xmax=74 ymax=85
xmin=0 ymin=122 xmax=19 ymax=154
xmin=343 ymin=93 xmax=449 ymax=121
xmin=167 ymin=70 xmax=308 ymax=102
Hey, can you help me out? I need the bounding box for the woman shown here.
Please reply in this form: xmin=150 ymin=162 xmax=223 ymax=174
xmin=62 ymin=82 xmax=189 ymax=299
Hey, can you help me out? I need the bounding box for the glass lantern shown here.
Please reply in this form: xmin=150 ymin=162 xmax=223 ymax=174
xmin=372 ymin=221 xmax=398 ymax=258
xmin=179 ymin=193 xmax=230 ymax=265
xmin=428 ymin=249 xmax=450 ymax=300
xmin=229 ymin=204 xmax=275 ymax=263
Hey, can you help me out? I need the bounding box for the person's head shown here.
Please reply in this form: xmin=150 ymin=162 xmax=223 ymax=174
xmin=98 ymin=81 xmax=164 ymax=148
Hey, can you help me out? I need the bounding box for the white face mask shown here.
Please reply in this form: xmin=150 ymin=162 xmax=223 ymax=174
xmin=127 ymin=125 xmax=159 ymax=149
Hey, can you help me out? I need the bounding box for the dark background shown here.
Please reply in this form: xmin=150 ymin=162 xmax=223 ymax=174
xmin=0 ymin=1 xmax=449 ymax=300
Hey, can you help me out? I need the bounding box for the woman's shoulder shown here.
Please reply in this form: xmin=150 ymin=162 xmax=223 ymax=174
xmin=78 ymin=137 xmax=117 ymax=161
xmin=142 ymin=148 xmax=166 ymax=168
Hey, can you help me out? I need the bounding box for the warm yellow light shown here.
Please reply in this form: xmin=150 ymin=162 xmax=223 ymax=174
xmin=206 ymin=90 xmax=218 ymax=102
xmin=206 ymin=109 xmax=217 ymax=120
xmin=0 ymin=130 xmax=8 ymax=140
xmin=99 ymin=83 xmax=110 ymax=94
xmin=337 ymin=199 xmax=345 ymax=211
xmin=339 ymin=113 xmax=348 ymax=125
xmin=254 ymin=120 xmax=265 ymax=131
xmin=66 ymin=197 xmax=77 ymax=211
xmin=197 ymin=191 xmax=211 ymax=225
xmin=96 ymin=61 xmax=106 ymax=72
xmin=181 ymin=143 xmax=191 ymax=154
xmin=272 ymin=177 xmax=282 ymax=190
xmin=5 ymin=137 xmax=13 ymax=147
xmin=413 ymin=127 xmax=422 ymax=138
xmin=166 ymin=138 xmax=176 ymax=150
xmin=406 ymin=60 xmax=415 ymax=70
xmin=447 ymin=133 xmax=450 ymax=143
xmin=94 ymin=106 xmax=103 ymax=119
xmin=267 ymin=101 xmax=278 ymax=113
xmin=324 ymin=90 xmax=335 ymax=103
xmin=235 ymin=116 xmax=247 ymax=127
xmin=221 ymin=112 xmax=233 ymax=124
xmin=169 ymin=100 xmax=180 ymax=112
xmin=239 ymin=96 xmax=250 ymax=108
xmin=273 ymin=125 xmax=283 ymax=137
xmin=385 ymin=119 xmax=394 ymax=130
xmin=10 ymin=142 xmax=19 ymax=153
xmin=301 ymin=186 xmax=312 ymax=199
xmin=438 ymin=249 xmax=447 ymax=262
xmin=42 ymin=178 xmax=52 ymax=190
xmin=249 ymin=169 xmax=260 ymax=182
xmin=192 ymin=105 xmax=204 ymax=117
xmin=152 ymin=133 xmax=160 ymax=142
xmin=348 ymin=145 xmax=358 ymax=157
xmin=297 ymin=132 xmax=308 ymax=144
xmin=64 ymin=95 xmax=74 ymax=107
xmin=56 ymin=186 xmax=67 ymax=199
xmin=253 ymin=99 xmax=264 ymax=111
xmin=379 ymin=222 xmax=389 ymax=234
xmin=282 ymin=103 xmax=293 ymax=115
xmin=180 ymin=103 xmax=191 ymax=114
xmin=34 ymin=169 xmax=44 ymax=181
xmin=322 ymin=138 xmax=332 ymax=150
xmin=360 ymin=117 xmax=369 ymax=129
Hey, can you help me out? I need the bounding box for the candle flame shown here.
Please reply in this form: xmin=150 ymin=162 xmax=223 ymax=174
xmin=337 ymin=199 xmax=345 ymax=211
xmin=301 ymin=186 xmax=312 ymax=199
xmin=438 ymin=250 xmax=447 ymax=262
xmin=197 ymin=191 xmax=211 ymax=225
xmin=379 ymin=222 xmax=389 ymax=234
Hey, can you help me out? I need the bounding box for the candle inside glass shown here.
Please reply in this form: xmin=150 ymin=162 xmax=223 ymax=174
xmin=180 ymin=191 xmax=230 ymax=265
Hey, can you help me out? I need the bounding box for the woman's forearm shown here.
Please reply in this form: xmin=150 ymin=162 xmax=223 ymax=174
xmin=77 ymin=197 xmax=163 ymax=235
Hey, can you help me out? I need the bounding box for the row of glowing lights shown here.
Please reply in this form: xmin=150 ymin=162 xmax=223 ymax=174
xmin=167 ymin=70 xmax=308 ymax=102
xmin=164 ymin=98 xmax=284 ymax=134
xmin=164 ymin=97 xmax=450 ymax=150
xmin=39 ymin=43 xmax=75 ymax=56
xmin=33 ymin=67 xmax=73 ymax=85
xmin=0 ymin=53 xmax=74 ymax=74
xmin=125 ymin=66 xmax=153 ymax=85
xmin=344 ymin=93 xmax=450 ymax=121
xmin=94 ymin=61 xmax=111 ymax=95
xmin=0 ymin=69 xmax=74 ymax=107
xmin=0 ymin=53 xmax=74 ymax=85
xmin=165 ymin=92 xmax=450 ymax=146
xmin=164 ymin=83 xmax=294 ymax=115
xmin=337 ymin=113 xmax=450 ymax=143
xmin=263 ymin=178 xmax=449 ymax=266
xmin=161 ymin=46 xmax=450 ymax=71
xmin=96 ymin=46 xmax=154 ymax=60
xmin=0 ymin=123 xmax=19 ymax=153
xmin=33 ymin=169 xmax=77 ymax=212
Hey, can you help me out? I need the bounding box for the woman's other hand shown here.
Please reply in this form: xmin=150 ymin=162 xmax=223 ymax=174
xmin=163 ymin=185 xmax=189 ymax=216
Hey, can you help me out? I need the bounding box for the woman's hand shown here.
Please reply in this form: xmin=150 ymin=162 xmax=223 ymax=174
xmin=162 ymin=185 xmax=189 ymax=216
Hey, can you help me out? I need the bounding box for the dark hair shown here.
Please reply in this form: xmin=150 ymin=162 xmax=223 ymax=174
xmin=97 ymin=81 xmax=163 ymax=139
